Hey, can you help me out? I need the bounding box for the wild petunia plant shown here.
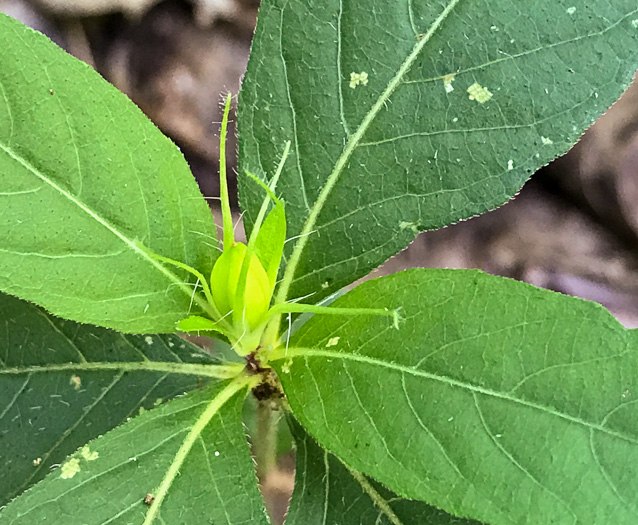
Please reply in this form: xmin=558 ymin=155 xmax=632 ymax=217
xmin=152 ymin=95 xmax=397 ymax=358
xmin=0 ymin=2 xmax=638 ymax=524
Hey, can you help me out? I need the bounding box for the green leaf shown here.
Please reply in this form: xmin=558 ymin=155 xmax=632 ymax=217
xmin=0 ymin=14 xmax=217 ymax=333
xmin=0 ymin=292 xmax=241 ymax=506
xmin=238 ymin=0 xmax=638 ymax=305
xmin=287 ymin=416 xmax=481 ymax=525
xmin=0 ymin=376 xmax=267 ymax=524
xmin=272 ymin=269 xmax=638 ymax=524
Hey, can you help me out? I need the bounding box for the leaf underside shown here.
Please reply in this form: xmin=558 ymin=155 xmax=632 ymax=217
xmin=0 ymin=292 xmax=226 ymax=506
xmin=0 ymin=380 xmax=267 ymax=524
xmin=238 ymin=0 xmax=638 ymax=304
xmin=275 ymin=269 xmax=638 ymax=524
xmin=0 ymin=14 xmax=217 ymax=333
xmin=286 ymin=415 xmax=481 ymax=525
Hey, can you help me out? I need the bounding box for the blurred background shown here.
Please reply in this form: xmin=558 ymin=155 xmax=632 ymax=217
xmin=2 ymin=0 xmax=638 ymax=520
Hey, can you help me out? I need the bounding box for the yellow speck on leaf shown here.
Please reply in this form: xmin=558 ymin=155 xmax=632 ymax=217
xmin=443 ymin=73 xmax=456 ymax=93
xmin=467 ymin=82 xmax=493 ymax=104
xmin=60 ymin=458 xmax=81 ymax=479
xmin=541 ymin=136 xmax=553 ymax=145
xmin=399 ymin=221 xmax=419 ymax=234
xmin=81 ymin=445 xmax=99 ymax=461
xmin=281 ymin=359 xmax=293 ymax=374
xmin=69 ymin=375 xmax=81 ymax=390
xmin=33 ymin=457 xmax=42 ymax=466
xmin=326 ymin=336 xmax=340 ymax=347
xmin=349 ymin=71 xmax=369 ymax=89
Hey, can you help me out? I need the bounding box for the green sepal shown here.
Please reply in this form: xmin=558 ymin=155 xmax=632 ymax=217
xmin=245 ymin=143 xmax=290 ymax=294
xmin=255 ymin=201 xmax=286 ymax=291
xmin=177 ymin=315 xmax=227 ymax=335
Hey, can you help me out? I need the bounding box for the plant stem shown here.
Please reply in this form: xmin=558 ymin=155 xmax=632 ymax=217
xmin=255 ymin=400 xmax=279 ymax=480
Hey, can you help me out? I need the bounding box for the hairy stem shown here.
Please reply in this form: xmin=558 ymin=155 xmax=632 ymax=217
xmin=219 ymin=92 xmax=235 ymax=249
xmin=255 ymin=400 xmax=280 ymax=480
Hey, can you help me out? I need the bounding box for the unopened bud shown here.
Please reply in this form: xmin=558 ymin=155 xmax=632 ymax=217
xmin=210 ymin=243 xmax=271 ymax=331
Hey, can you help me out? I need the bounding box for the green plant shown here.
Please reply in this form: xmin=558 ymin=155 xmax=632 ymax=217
xmin=0 ymin=1 xmax=637 ymax=523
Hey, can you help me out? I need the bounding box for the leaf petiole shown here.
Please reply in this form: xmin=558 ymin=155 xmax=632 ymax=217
xmin=139 ymin=245 xmax=231 ymax=330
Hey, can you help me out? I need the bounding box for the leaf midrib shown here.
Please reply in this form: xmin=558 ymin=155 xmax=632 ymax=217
xmin=142 ymin=374 xmax=256 ymax=524
xmin=277 ymin=347 xmax=637 ymax=446
xmin=273 ymin=0 xmax=463 ymax=305
xmin=0 ymin=140 xmax=207 ymax=312
xmin=345 ymin=463 xmax=404 ymax=525
xmin=0 ymin=361 xmax=242 ymax=379
xmin=403 ymin=10 xmax=638 ymax=88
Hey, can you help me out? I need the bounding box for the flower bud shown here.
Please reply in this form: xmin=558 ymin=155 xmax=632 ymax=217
xmin=210 ymin=243 xmax=271 ymax=331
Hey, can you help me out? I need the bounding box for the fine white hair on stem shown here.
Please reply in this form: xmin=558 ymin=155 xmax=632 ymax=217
xmin=285 ymin=313 xmax=292 ymax=357
xmin=233 ymin=211 xmax=246 ymax=233
xmin=185 ymin=195 xmax=222 ymax=201
xmin=186 ymin=231 xmax=222 ymax=252
xmin=199 ymin=240 xmax=222 ymax=251
xmin=232 ymin=323 xmax=249 ymax=352
xmin=218 ymin=89 xmax=237 ymax=105
xmin=218 ymin=309 xmax=234 ymax=323
xmin=165 ymin=280 xmax=200 ymax=297
xmin=284 ymin=230 xmax=317 ymax=244
xmin=188 ymin=230 xmax=217 ymax=241
xmin=166 ymin=281 xmax=200 ymax=290
xmin=188 ymin=277 xmax=200 ymax=314
xmin=286 ymin=291 xmax=316 ymax=304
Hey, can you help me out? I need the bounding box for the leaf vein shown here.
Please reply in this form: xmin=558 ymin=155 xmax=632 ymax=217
xmin=0 ymin=373 xmax=30 ymax=421
xmin=277 ymin=1 xmax=310 ymax=212
xmin=473 ymin=392 xmax=577 ymax=523
xmin=0 ymin=141 xmax=208 ymax=314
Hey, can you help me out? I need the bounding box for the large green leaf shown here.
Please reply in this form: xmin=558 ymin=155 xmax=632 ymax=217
xmin=0 ymin=14 xmax=217 ymax=333
xmin=272 ymin=269 xmax=638 ymax=524
xmin=287 ymin=416 xmax=480 ymax=525
xmin=238 ymin=0 xmax=638 ymax=304
xmin=0 ymin=292 xmax=241 ymax=506
xmin=0 ymin=376 xmax=267 ymax=524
